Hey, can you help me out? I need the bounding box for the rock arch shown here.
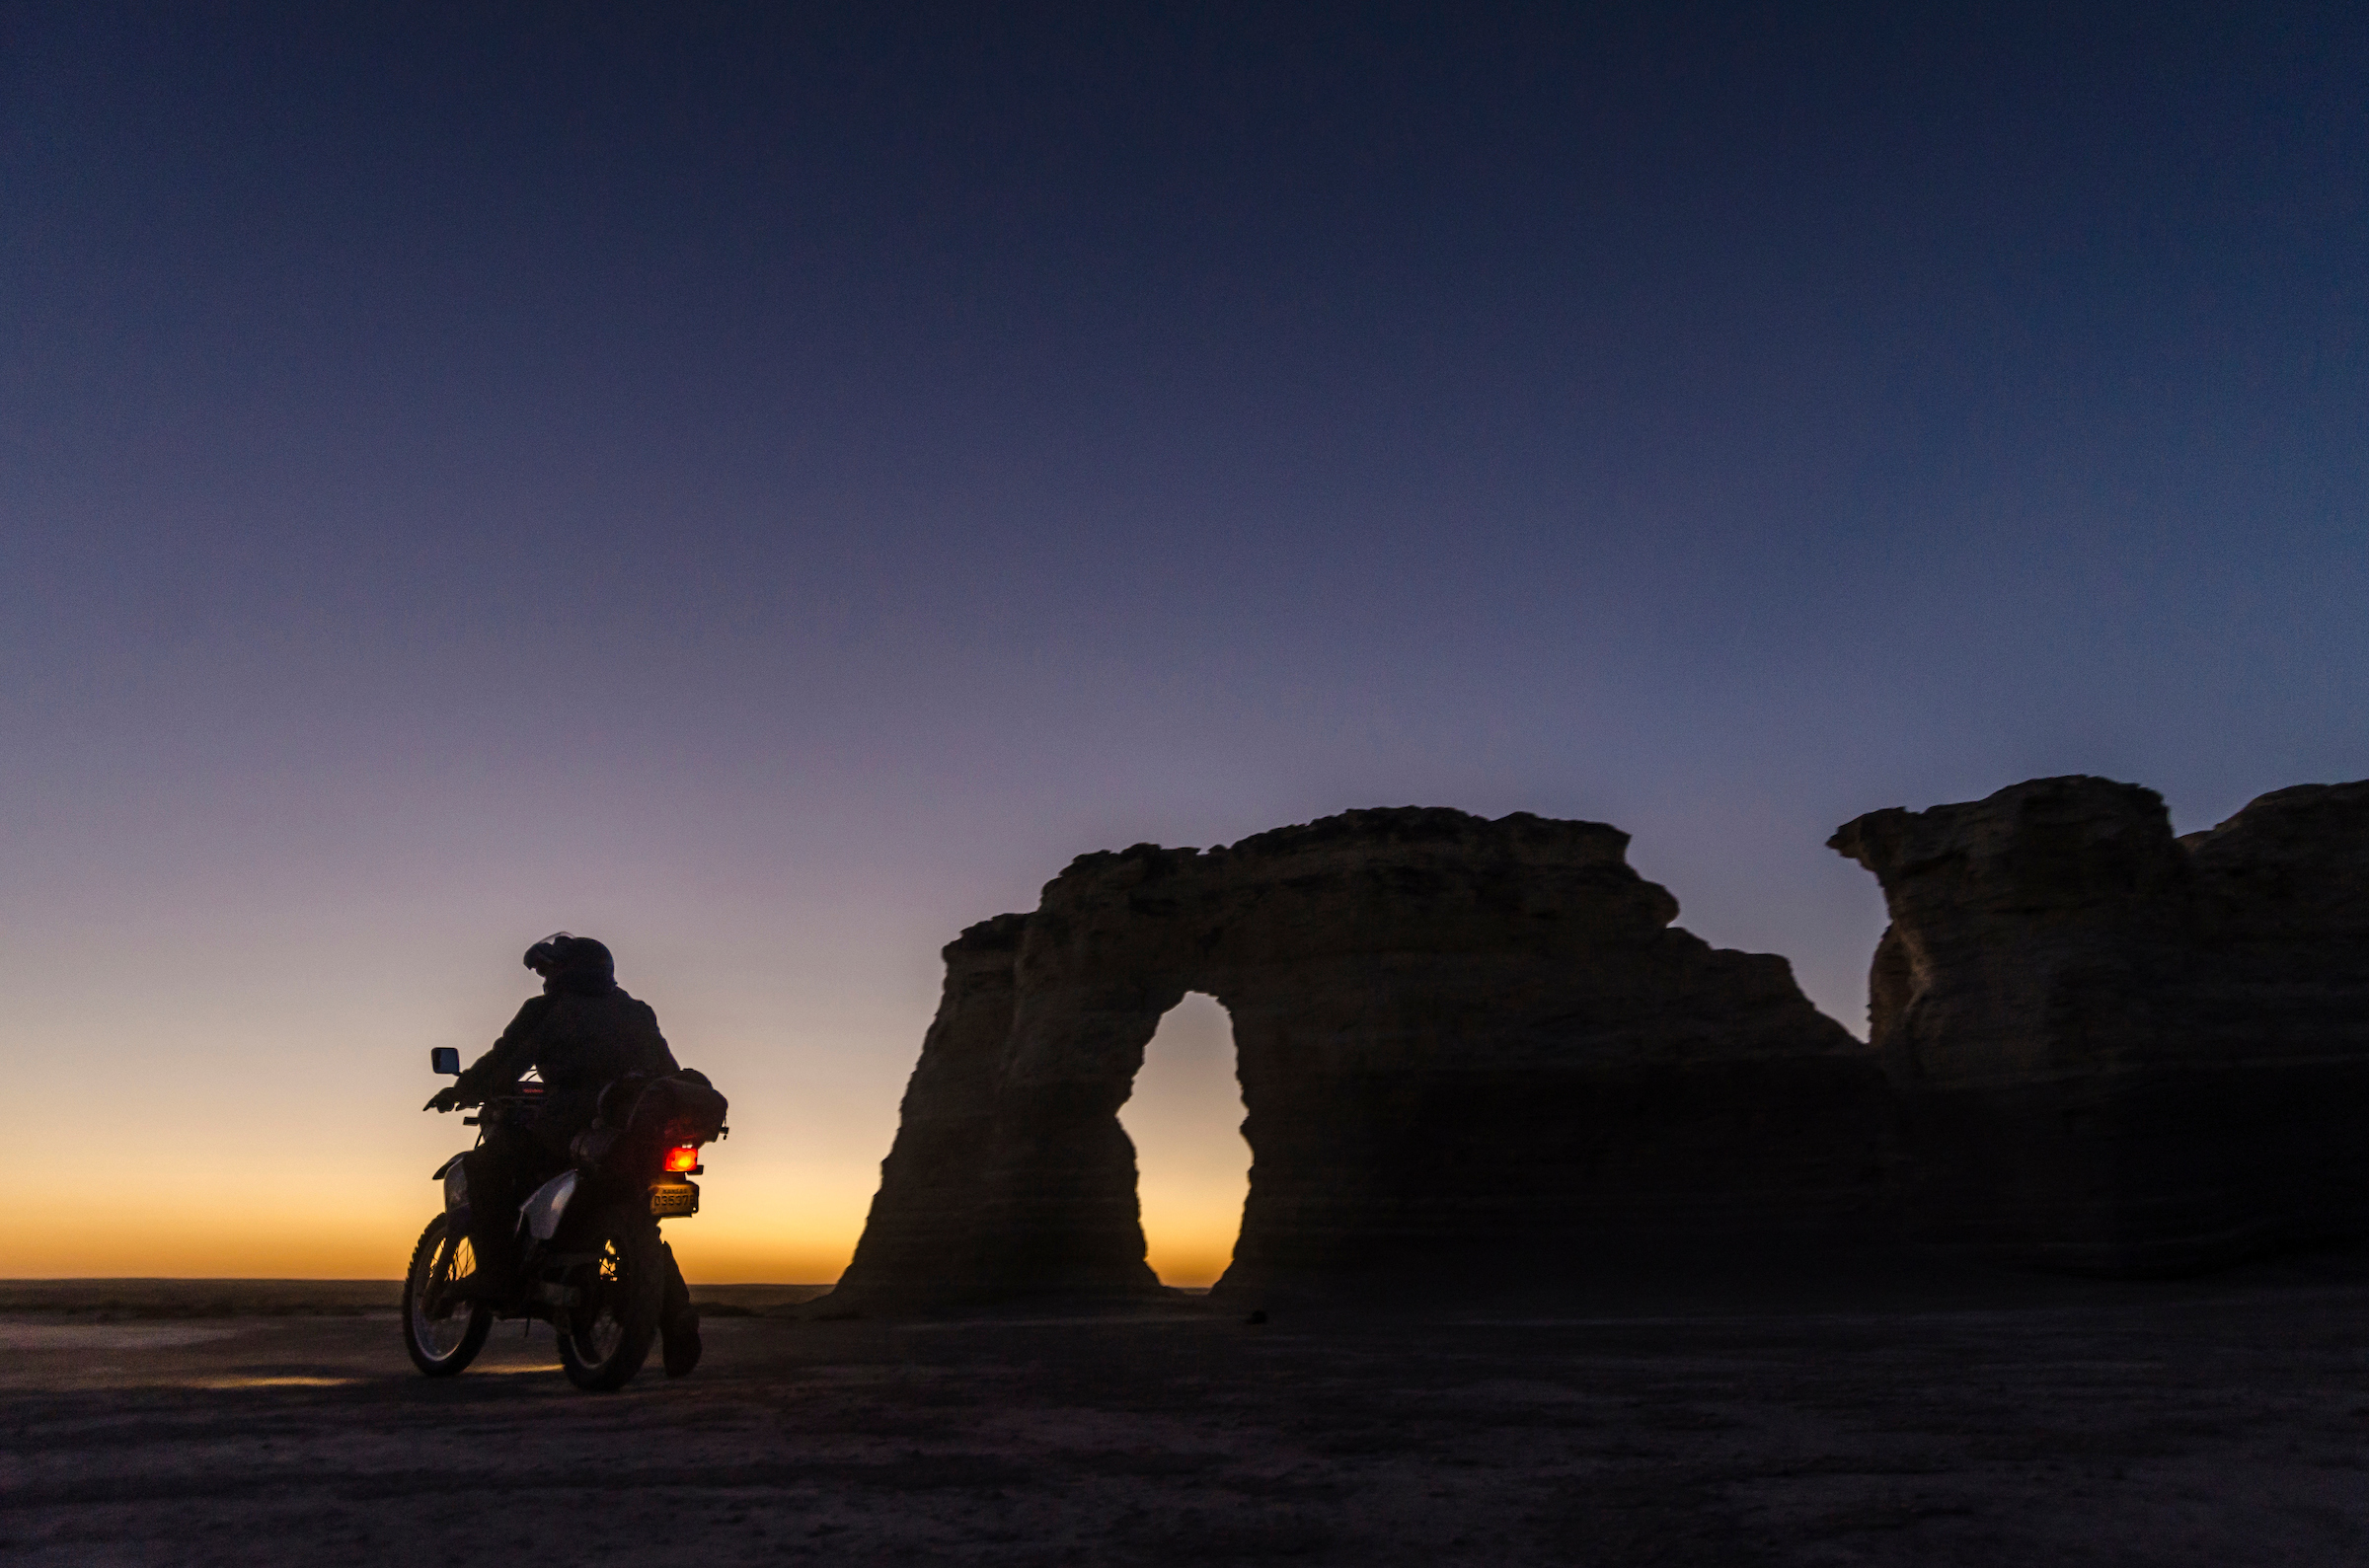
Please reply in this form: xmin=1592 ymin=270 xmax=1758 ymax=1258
xmin=828 ymin=807 xmax=1895 ymax=1310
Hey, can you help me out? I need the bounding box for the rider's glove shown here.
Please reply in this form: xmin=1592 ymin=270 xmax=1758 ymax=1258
xmin=423 ymin=1085 xmax=465 ymax=1114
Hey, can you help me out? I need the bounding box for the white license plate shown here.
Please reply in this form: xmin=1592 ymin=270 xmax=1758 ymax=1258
xmin=650 ymin=1181 xmax=699 ymax=1218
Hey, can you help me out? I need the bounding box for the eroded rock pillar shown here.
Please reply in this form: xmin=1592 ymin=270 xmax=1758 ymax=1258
xmin=1833 ymin=774 xmax=2369 ymax=1272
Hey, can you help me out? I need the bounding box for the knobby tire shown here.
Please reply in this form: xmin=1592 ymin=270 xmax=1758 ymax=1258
xmin=402 ymin=1212 xmax=493 ymax=1377
xmin=556 ymin=1204 xmax=664 ymax=1391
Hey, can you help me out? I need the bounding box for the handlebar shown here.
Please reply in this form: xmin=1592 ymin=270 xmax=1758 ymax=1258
xmin=460 ymin=1082 xmax=547 ymax=1127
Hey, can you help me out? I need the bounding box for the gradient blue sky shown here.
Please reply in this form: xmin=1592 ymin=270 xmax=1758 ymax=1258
xmin=5 ymin=4 xmax=2364 ymax=1278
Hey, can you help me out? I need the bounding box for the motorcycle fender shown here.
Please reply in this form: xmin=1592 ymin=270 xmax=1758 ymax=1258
xmin=442 ymin=1159 xmax=469 ymax=1217
xmin=431 ymin=1154 xmax=466 ymax=1181
xmin=523 ymin=1169 xmax=578 ymax=1242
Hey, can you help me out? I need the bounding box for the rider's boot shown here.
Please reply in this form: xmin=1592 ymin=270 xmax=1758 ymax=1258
xmin=659 ymin=1239 xmax=701 ymax=1377
xmin=455 ymin=1144 xmax=526 ymax=1307
xmin=456 ymin=1215 xmax=517 ymax=1307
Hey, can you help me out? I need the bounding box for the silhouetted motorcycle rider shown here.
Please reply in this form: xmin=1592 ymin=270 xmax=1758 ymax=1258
xmin=424 ymin=933 xmax=702 ymax=1375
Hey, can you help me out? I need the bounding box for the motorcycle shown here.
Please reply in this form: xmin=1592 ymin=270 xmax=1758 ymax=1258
xmin=401 ymin=1046 xmax=726 ymax=1390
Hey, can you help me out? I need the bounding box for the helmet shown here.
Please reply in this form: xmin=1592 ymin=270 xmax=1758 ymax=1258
xmin=523 ymin=932 xmax=615 ymax=988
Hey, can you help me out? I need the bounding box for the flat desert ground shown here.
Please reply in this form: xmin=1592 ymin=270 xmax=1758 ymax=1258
xmin=4 ymin=1264 xmax=2368 ymax=1566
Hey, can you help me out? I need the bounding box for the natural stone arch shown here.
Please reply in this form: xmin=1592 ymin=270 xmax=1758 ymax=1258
xmin=829 ymin=807 xmax=1894 ymax=1310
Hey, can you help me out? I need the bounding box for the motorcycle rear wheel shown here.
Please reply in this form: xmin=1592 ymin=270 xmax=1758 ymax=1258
xmin=402 ymin=1213 xmax=493 ymax=1377
xmin=556 ymin=1205 xmax=664 ymax=1391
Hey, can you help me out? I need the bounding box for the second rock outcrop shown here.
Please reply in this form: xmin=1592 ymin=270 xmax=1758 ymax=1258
xmin=1831 ymin=776 xmax=2369 ymax=1273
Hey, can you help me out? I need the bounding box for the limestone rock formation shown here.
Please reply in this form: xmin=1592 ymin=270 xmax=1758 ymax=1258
xmin=830 ymin=807 xmax=1893 ymax=1310
xmin=1832 ymin=776 xmax=2369 ymax=1273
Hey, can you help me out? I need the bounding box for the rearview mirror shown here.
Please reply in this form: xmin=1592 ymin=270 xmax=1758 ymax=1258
xmin=430 ymin=1047 xmax=461 ymax=1076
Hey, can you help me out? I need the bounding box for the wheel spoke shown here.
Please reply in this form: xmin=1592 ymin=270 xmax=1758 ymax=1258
xmin=405 ymin=1215 xmax=491 ymax=1378
xmin=410 ymin=1230 xmax=478 ymax=1360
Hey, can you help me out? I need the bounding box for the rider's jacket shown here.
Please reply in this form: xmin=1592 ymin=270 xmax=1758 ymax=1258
xmin=453 ymin=973 xmax=679 ymax=1151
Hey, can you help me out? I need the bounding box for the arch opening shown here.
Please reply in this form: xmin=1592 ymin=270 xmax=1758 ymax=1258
xmin=1118 ymin=991 xmax=1250 ymax=1287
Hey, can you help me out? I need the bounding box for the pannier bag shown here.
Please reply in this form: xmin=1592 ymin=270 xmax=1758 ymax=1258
xmin=629 ymin=1069 xmax=729 ymax=1148
xmin=571 ymin=1069 xmax=729 ymax=1170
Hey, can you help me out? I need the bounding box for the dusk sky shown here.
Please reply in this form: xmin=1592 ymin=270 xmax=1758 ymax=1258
xmin=6 ymin=5 xmax=2364 ymax=1283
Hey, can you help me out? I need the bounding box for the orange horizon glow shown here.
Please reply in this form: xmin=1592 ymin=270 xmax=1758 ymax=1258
xmin=10 ymin=1195 xmax=1253 ymax=1287
xmin=8 ymin=1202 xmax=866 ymax=1285
xmin=12 ymin=989 xmax=1257 ymax=1289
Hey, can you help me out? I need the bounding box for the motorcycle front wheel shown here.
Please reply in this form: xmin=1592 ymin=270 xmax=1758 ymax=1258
xmin=556 ymin=1205 xmax=664 ymax=1391
xmin=402 ymin=1213 xmax=493 ymax=1377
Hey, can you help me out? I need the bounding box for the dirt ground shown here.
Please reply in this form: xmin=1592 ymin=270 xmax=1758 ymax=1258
xmin=4 ymin=1267 xmax=2367 ymax=1566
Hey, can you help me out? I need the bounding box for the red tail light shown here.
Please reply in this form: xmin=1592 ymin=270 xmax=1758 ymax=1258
xmin=663 ymin=1146 xmax=700 ymax=1173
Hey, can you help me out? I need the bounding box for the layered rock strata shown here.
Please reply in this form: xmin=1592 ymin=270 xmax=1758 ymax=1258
xmin=1831 ymin=776 xmax=2369 ymax=1274
xmin=831 ymin=807 xmax=1893 ymax=1310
